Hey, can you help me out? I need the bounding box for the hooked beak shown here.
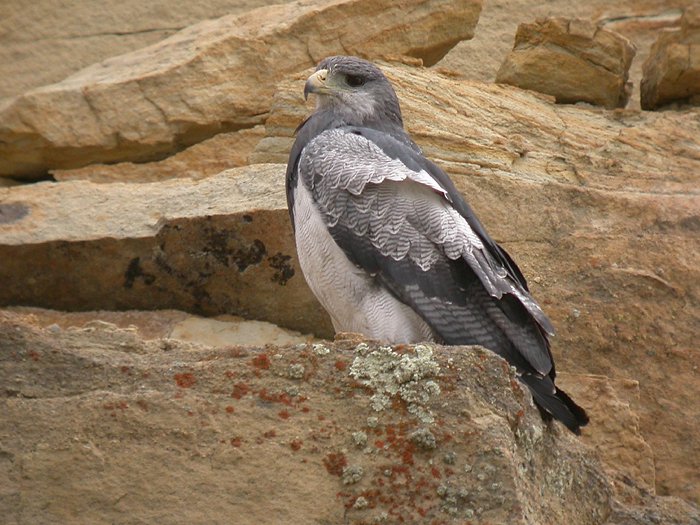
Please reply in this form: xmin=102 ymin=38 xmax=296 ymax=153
xmin=304 ymin=68 xmax=330 ymax=100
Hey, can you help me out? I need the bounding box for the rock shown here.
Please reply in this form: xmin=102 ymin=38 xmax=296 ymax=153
xmin=2 ymin=310 xmax=699 ymax=524
xmin=436 ymin=0 xmax=695 ymax=110
xmin=0 ymin=164 xmax=333 ymax=338
xmin=0 ymin=0 xmax=293 ymax=100
xmin=641 ymin=5 xmax=700 ymax=109
xmin=495 ymin=17 xmax=636 ymax=108
xmin=0 ymin=0 xmax=482 ymax=180
xmin=252 ymin=62 xmax=700 ymax=505
xmin=5 ymin=306 xmax=313 ymax=346
xmin=557 ymin=374 xmax=655 ymax=494
xmin=52 ymin=126 xmax=266 ymax=182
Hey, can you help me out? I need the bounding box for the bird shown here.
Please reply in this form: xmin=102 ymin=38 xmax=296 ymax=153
xmin=285 ymin=55 xmax=588 ymax=434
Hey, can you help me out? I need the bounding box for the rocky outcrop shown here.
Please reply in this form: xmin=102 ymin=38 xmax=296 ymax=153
xmin=495 ymin=17 xmax=636 ymax=108
xmin=641 ymin=5 xmax=700 ymax=109
xmin=0 ymin=0 xmax=482 ymax=180
xmin=0 ymin=165 xmax=332 ymax=337
xmin=2 ymin=311 xmax=698 ymax=525
xmin=1 ymin=0 xmax=699 ymax=517
xmin=252 ymin=63 xmax=700 ymax=505
xmin=436 ymin=0 xmax=698 ymax=110
xmin=0 ymin=0 xmax=292 ymax=100
xmin=51 ymin=126 xmax=266 ymax=183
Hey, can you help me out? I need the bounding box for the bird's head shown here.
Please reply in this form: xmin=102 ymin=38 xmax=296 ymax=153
xmin=304 ymin=56 xmax=403 ymax=129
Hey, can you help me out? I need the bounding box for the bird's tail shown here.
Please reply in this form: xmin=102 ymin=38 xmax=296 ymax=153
xmin=519 ymin=374 xmax=589 ymax=434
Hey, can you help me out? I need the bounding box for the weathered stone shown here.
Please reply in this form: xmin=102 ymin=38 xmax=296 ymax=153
xmin=557 ymin=374 xmax=655 ymax=494
xmin=0 ymin=0 xmax=482 ymax=179
xmin=641 ymin=5 xmax=700 ymax=109
xmin=52 ymin=126 xmax=266 ymax=182
xmin=0 ymin=165 xmax=332 ymax=338
xmin=253 ymin=62 xmax=700 ymax=505
xmin=5 ymin=306 xmax=313 ymax=346
xmin=436 ymin=0 xmax=695 ymax=110
xmin=2 ymin=311 xmax=698 ymax=524
xmin=495 ymin=17 xmax=636 ymax=108
xmin=0 ymin=0 xmax=293 ymax=100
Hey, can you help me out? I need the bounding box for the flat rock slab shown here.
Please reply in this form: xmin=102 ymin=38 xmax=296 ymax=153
xmin=0 ymin=164 xmax=332 ymax=337
xmin=5 ymin=306 xmax=313 ymax=346
xmin=641 ymin=5 xmax=700 ymax=109
xmin=3 ymin=311 xmax=699 ymax=524
xmin=0 ymin=0 xmax=482 ymax=179
xmin=51 ymin=126 xmax=267 ymax=183
xmin=495 ymin=17 xmax=636 ymax=108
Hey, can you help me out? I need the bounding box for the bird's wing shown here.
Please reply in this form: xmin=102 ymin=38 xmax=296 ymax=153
xmin=298 ymin=126 xmax=554 ymax=376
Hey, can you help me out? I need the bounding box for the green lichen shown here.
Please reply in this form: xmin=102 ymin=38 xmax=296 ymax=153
xmin=410 ymin=428 xmax=437 ymax=450
xmin=351 ymin=431 xmax=368 ymax=448
xmin=288 ymin=363 xmax=305 ymax=379
xmin=312 ymin=343 xmax=331 ymax=355
xmin=342 ymin=464 xmax=364 ymax=485
xmin=349 ymin=343 xmax=441 ymax=424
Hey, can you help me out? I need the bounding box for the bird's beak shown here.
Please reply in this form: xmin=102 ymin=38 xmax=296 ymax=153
xmin=304 ymin=69 xmax=330 ymax=100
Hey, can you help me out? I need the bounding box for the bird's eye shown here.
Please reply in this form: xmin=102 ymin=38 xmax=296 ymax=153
xmin=345 ymin=74 xmax=366 ymax=87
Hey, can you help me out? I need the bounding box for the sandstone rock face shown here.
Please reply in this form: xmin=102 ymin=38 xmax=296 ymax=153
xmin=6 ymin=306 xmax=313 ymax=346
xmin=436 ymin=0 xmax=697 ymax=110
xmin=2 ymin=0 xmax=700 ymax=517
xmin=0 ymin=165 xmax=333 ymax=338
xmin=495 ymin=17 xmax=636 ymax=108
xmin=2 ymin=311 xmax=698 ymax=524
xmin=641 ymin=5 xmax=700 ymax=109
xmin=52 ymin=126 xmax=266 ymax=183
xmin=0 ymin=0 xmax=482 ymax=180
xmin=253 ymin=63 xmax=700 ymax=505
xmin=0 ymin=0 xmax=293 ymax=100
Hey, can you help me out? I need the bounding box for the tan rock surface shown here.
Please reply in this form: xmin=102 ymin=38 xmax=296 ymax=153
xmin=641 ymin=5 xmax=700 ymax=109
xmin=52 ymin=126 xmax=266 ymax=183
xmin=5 ymin=306 xmax=313 ymax=346
xmin=2 ymin=311 xmax=699 ymax=524
xmin=0 ymin=0 xmax=292 ymax=100
xmin=252 ymin=62 xmax=700 ymax=504
xmin=0 ymin=0 xmax=482 ymax=180
xmin=495 ymin=18 xmax=636 ymax=108
xmin=0 ymin=165 xmax=333 ymax=338
xmin=437 ymin=0 xmax=696 ymax=109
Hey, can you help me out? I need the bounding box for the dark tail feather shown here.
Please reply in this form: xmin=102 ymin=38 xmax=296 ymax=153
xmin=519 ymin=374 xmax=589 ymax=434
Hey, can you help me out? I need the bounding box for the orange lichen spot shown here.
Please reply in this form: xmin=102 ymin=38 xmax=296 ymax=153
xmin=334 ymin=359 xmax=348 ymax=371
xmin=231 ymin=382 xmax=250 ymax=399
xmin=301 ymin=406 xmax=310 ymax=413
xmin=225 ymin=405 xmax=235 ymax=414
xmin=323 ymin=452 xmax=347 ymax=476
xmin=251 ymin=353 xmax=271 ymax=370
xmin=258 ymin=388 xmax=293 ymax=405
xmin=375 ymin=440 xmax=385 ymax=449
xmin=230 ymin=437 xmax=242 ymax=447
xmin=290 ymin=439 xmax=303 ymax=451
xmin=174 ymin=372 xmax=196 ymax=388
xmin=401 ymin=443 xmax=416 ymax=465
xmin=278 ymin=409 xmax=290 ymax=419
xmin=431 ymin=467 xmax=441 ymax=479
xmin=224 ymin=370 xmax=236 ymax=379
